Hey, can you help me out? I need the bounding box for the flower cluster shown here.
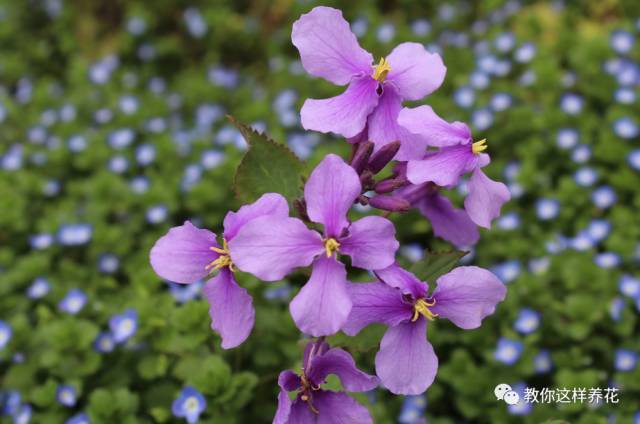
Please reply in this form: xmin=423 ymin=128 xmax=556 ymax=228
xmin=149 ymin=6 xmax=509 ymax=423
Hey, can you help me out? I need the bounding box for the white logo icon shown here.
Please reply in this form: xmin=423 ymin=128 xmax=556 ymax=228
xmin=495 ymin=383 xmax=520 ymax=405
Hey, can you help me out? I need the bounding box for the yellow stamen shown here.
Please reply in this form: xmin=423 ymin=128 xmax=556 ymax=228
xmin=411 ymin=298 xmax=438 ymax=322
xmin=205 ymin=239 xmax=235 ymax=272
xmin=472 ymin=138 xmax=488 ymax=154
xmin=372 ymin=57 xmax=392 ymax=82
xmin=323 ymin=238 xmax=340 ymax=258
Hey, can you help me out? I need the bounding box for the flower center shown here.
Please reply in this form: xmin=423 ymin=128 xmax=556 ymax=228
xmin=472 ymin=138 xmax=488 ymax=154
xmin=299 ymin=372 xmax=320 ymax=414
xmin=412 ymin=298 xmax=438 ymax=322
xmin=323 ymin=238 xmax=340 ymax=258
xmin=184 ymin=396 xmax=199 ymax=413
xmin=206 ymin=239 xmax=235 ymax=272
xmin=372 ymin=57 xmax=391 ymax=82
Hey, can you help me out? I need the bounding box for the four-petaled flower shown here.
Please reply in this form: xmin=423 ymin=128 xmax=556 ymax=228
xmin=343 ymin=263 xmax=506 ymax=394
xmin=150 ymin=193 xmax=291 ymax=348
xmin=293 ymin=6 xmax=447 ymax=160
xmin=172 ymin=386 xmax=206 ymax=424
xmin=274 ymin=340 xmax=378 ymax=424
xmin=229 ymin=154 xmax=399 ymax=336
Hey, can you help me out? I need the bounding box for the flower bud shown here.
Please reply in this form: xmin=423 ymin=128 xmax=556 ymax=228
xmin=368 ymin=195 xmax=410 ymax=212
xmin=374 ymin=177 xmax=407 ymax=194
xmin=350 ymin=141 xmax=374 ymax=174
xmin=368 ymin=140 xmax=401 ymax=174
xmin=293 ymin=198 xmax=309 ymax=222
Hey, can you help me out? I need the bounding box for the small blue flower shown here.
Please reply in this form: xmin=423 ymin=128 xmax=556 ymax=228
xmin=610 ymin=29 xmax=635 ymax=54
xmin=65 ymin=412 xmax=90 ymax=424
xmin=492 ymin=260 xmax=521 ymax=284
xmin=181 ymin=164 xmax=203 ymax=191
xmin=146 ymin=205 xmax=168 ymax=224
xmin=614 ymin=349 xmax=637 ymax=372
xmin=496 ymin=212 xmax=520 ymax=230
xmin=518 ymin=70 xmax=536 ymax=86
xmin=494 ymin=338 xmax=523 ymax=365
xmin=628 ymin=149 xmax=640 ymax=171
xmin=469 ymin=71 xmax=490 ymax=89
xmin=507 ymin=382 xmax=532 ymax=416
xmin=398 ymin=394 xmax=427 ymax=423
xmin=1 ymin=391 xmax=21 ymax=415
xmin=109 ymin=309 xmax=138 ymax=344
xmin=93 ymin=332 xmax=115 ymax=353
xmin=528 ymin=257 xmax=550 ymax=275
xmin=208 ymin=67 xmax=238 ymax=88
xmin=59 ymin=104 xmax=77 ymax=122
xmin=594 ymin=252 xmax=621 ymax=269
xmin=376 ymin=22 xmax=395 ymax=43
xmin=350 ymin=17 xmax=368 ymax=38
xmin=169 ymin=281 xmax=203 ymax=303
xmin=574 ymin=167 xmax=598 ymax=187
xmin=126 ymin=16 xmax=146 ymax=35
xmin=494 ymin=32 xmax=515 ymax=52
xmin=514 ymin=308 xmax=540 ymax=334
xmin=130 ymin=176 xmax=150 ymax=194
xmin=184 ymin=8 xmax=207 ymax=38
xmin=0 ymin=321 xmax=12 ymax=350
xmin=490 ymin=92 xmax=512 ymax=112
xmin=610 ymin=297 xmax=624 ymax=322
xmin=119 ymin=95 xmax=139 ymax=115
xmin=94 ymin=108 xmax=113 ymax=124
xmin=507 ymin=182 xmax=524 ymax=198
xmin=614 ymin=87 xmax=635 ymax=104
xmin=136 ymin=144 xmax=156 ymax=166
xmin=453 ymin=86 xmax=475 ymax=108
xmin=43 ymin=179 xmax=61 ymax=197
xmin=172 ymin=386 xmax=206 ymax=424
xmin=149 ymin=77 xmax=167 ymax=94
xmin=560 ymin=93 xmax=583 ymax=115
xmin=556 ymin=128 xmax=579 ymax=149
xmin=56 ymin=385 xmax=77 ymax=407
xmin=570 ymin=144 xmax=591 ymax=163
xmin=399 ymin=244 xmax=424 ymax=263
xmin=27 ymin=277 xmax=50 ymax=299
xmin=58 ymin=289 xmax=88 ymax=315
xmin=546 ymin=234 xmax=568 ymax=254
xmin=29 ymin=233 xmax=53 ymax=250
xmin=533 ymin=349 xmax=553 ymax=373
xmin=67 ymin=135 xmax=87 ymax=152
xmin=536 ymin=198 xmax=559 ymax=220
xmin=514 ymin=42 xmax=536 ymax=63
xmin=108 ymin=156 xmax=129 ymax=174
xmin=591 ymin=186 xmax=617 ymax=209
xmin=57 ymin=224 xmax=92 ymax=246
xmin=288 ymin=133 xmax=320 ymax=160
xmin=586 ymin=219 xmax=611 ymax=243
xmin=471 ymin=108 xmax=494 ymax=131
xmin=98 ymin=254 xmax=120 ymax=274
xmin=570 ymin=232 xmax=594 ymax=251
xmin=503 ymin=161 xmax=520 ymax=181
xmin=411 ymin=19 xmax=431 ymax=37
xmin=619 ymin=275 xmax=640 ymax=299
xmin=13 ymin=403 xmax=32 ymax=424
xmin=613 ymin=117 xmax=639 ymax=139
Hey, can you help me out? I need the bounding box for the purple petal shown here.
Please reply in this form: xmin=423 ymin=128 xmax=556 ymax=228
xmin=229 ymin=216 xmax=324 ymax=281
xmin=431 ymin=266 xmax=507 ymax=329
xmin=304 ymin=154 xmax=361 ymax=237
xmin=464 ymin=168 xmax=511 ymax=228
xmin=374 ymin=263 xmax=427 ymax=299
xmin=279 ymin=370 xmax=302 ymax=392
xmin=289 ymin=257 xmax=352 ymax=336
xmin=314 ymin=391 xmax=373 ymax=424
xmin=307 ymin=348 xmax=378 ymax=392
xmin=386 ymin=42 xmax=446 ymax=101
xmin=292 ymin=6 xmax=373 ymax=85
xmin=342 ymin=282 xmax=412 ymax=337
xmin=273 ymin=390 xmax=293 ymax=424
xmin=223 ymin=193 xmax=289 ymax=241
xmin=375 ymin=319 xmax=438 ymax=395
xmin=418 ymin=193 xmax=479 ymax=248
xmin=398 ymin=105 xmax=472 ymax=147
xmin=286 ymin=398 xmax=315 ymax=423
xmin=406 ymin=144 xmax=476 ymax=186
xmin=304 ymin=340 xmax=331 ymax=370
xmin=366 ymin=87 xmax=431 ymax=161
xmin=149 ymin=221 xmax=218 ymax=284
xmin=340 ymin=216 xmax=399 ymax=270
xmin=202 ymin=269 xmax=255 ymax=349
xmin=301 ymin=76 xmax=379 ymax=139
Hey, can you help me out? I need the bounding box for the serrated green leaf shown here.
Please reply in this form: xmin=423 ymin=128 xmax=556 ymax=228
xmin=410 ymin=250 xmax=467 ymax=283
xmin=230 ymin=116 xmax=305 ymax=204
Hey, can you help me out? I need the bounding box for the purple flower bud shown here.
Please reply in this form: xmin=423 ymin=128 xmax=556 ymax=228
xmin=374 ymin=177 xmax=407 ymax=194
xmin=369 ymin=195 xmax=410 ymax=212
xmin=293 ymin=198 xmax=310 ymax=222
xmin=350 ymin=141 xmax=374 ymax=174
xmin=368 ymin=141 xmax=401 ymax=174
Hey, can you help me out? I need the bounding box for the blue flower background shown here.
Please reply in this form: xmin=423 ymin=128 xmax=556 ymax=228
xmin=1 ymin=0 xmax=639 ymax=422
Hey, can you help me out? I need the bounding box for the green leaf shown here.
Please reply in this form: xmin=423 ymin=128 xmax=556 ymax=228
xmin=230 ymin=116 xmax=305 ymax=204
xmin=410 ymin=250 xmax=467 ymax=282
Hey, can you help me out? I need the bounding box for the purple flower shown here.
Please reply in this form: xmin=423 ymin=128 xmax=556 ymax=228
xmin=399 ymin=106 xmax=510 ymax=228
xmin=343 ymin=264 xmax=506 ymax=394
xmin=229 ymin=155 xmax=399 ymax=336
xmin=292 ymin=6 xmax=446 ymax=160
xmin=150 ymin=193 xmax=291 ymax=348
xmin=274 ymin=340 xmax=378 ymax=423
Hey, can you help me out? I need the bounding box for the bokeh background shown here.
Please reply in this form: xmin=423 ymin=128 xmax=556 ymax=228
xmin=1 ymin=0 xmax=639 ymax=423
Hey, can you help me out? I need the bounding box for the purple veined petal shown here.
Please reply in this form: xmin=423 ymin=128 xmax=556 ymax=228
xmin=398 ymin=105 xmax=472 ymax=147
xmin=374 ymin=263 xmax=427 ymax=299
xmin=289 ymin=256 xmax=352 ymax=337
xmin=273 ymin=390 xmax=293 ymax=424
xmin=431 ymin=266 xmax=507 ymax=329
xmin=366 ymin=87 xmax=431 ymax=161
xmin=279 ymin=370 xmax=302 ymax=392
xmin=304 ymin=154 xmax=361 ymax=237
xmin=292 ymin=6 xmax=373 ymax=85
xmin=301 ymin=76 xmax=379 ymax=139
xmin=307 ymin=348 xmax=379 ymax=392
xmin=406 ymin=144 xmax=476 ymax=186
xmin=149 ymin=221 xmax=219 ymax=284
xmin=303 ymin=340 xmax=330 ymax=370
xmin=223 ymin=193 xmax=289 ymax=241
xmin=375 ymin=319 xmax=438 ymax=395
xmin=464 ymin=168 xmax=511 ymax=228
xmin=342 ymin=282 xmax=413 ymax=336
xmin=386 ymin=42 xmax=446 ymax=101
xmin=285 ymin=398 xmax=316 ymax=423
xmin=340 ymin=216 xmax=399 ymax=270
xmin=314 ymin=391 xmax=373 ymax=424
xmin=229 ymin=216 xmax=324 ymax=281
xmin=202 ymin=268 xmax=255 ymax=349
xmin=418 ymin=192 xmax=479 ymax=248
